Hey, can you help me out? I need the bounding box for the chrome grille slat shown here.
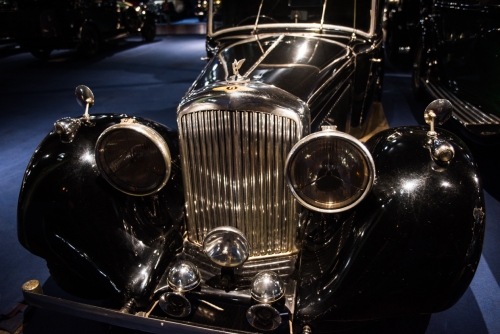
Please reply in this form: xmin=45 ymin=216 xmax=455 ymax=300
xmin=179 ymin=110 xmax=300 ymax=256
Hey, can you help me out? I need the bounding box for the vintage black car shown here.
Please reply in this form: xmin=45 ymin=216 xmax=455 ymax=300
xmin=11 ymin=0 xmax=156 ymax=59
xmin=18 ymin=0 xmax=484 ymax=333
xmin=410 ymin=0 xmax=500 ymax=143
xmin=0 ymin=0 xmax=17 ymax=45
xmin=194 ymin=0 xmax=208 ymax=21
xmin=194 ymin=0 xmax=219 ymax=21
xmin=382 ymin=0 xmax=421 ymax=63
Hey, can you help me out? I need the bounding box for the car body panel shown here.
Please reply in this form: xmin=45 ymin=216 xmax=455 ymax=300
xmin=16 ymin=0 xmax=485 ymax=332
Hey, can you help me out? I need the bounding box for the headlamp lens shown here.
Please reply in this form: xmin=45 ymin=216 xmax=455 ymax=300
xmin=286 ymin=131 xmax=375 ymax=212
xmin=96 ymin=123 xmax=171 ymax=196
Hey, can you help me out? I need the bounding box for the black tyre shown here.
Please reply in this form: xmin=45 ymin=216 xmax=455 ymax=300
xmin=78 ymin=26 xmax=100 ymax=58
xmin=141 ymin=19 xmax=156 ymax=42
xmin=30 ymin=47 xmax=52 ymax=60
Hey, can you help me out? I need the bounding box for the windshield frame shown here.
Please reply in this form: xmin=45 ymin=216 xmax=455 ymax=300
xmin=207 ymin=0 xmax=378 ymax=39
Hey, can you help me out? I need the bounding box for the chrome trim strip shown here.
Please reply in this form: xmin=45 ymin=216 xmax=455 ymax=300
xmin=210 ymin=24 xmax=372 ymax=39
xmin=307 ymin=57 xmax=354 ymax=104
xmin=243 ymin=34 xmax=285 ymax=78
xmin=424 ymin=79 xmax=500 ymax=126
xmin=207 ymin=0 xmax=378 ymax=38
xmin=178 ymin=82 xmax=309 ymax=134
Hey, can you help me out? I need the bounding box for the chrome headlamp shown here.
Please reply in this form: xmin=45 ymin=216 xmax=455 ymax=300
xmin=203 ymin=226 xmax=250 ymax=268
xmin=95 ymin=121 xmax=171 ymax=196
xmin=285 ymin=126 xmax=375 ymax=213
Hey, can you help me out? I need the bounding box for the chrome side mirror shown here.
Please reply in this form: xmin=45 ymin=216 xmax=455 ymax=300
xmin=424 ymin=99 xmax=454 ymax=162
xmin=424 ymin=99 xmax=452 ymax=137
xmin=75 ymin=85 xmax=95 ymax=121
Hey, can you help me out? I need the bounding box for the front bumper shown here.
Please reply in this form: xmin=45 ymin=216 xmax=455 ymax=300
xmin=22 ymin=280 xmax=256 ymax=334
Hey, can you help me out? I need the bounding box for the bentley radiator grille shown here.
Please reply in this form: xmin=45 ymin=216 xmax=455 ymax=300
xmin=179 ymin=110 xmax=300 ymax=257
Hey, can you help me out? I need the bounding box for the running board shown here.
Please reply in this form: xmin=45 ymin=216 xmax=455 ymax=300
xmin=422 ymin=78 xmax=500 ymax=134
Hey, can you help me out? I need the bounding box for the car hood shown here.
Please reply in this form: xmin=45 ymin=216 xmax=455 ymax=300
xmin=189 ymin=34 xmax=353 ymax=103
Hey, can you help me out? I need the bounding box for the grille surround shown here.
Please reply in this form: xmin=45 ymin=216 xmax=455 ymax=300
xmin=178 ymin=109 xmax=303 ymax=257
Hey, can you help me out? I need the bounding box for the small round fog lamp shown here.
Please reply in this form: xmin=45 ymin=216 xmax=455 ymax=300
xmin=203 ymin=226 xmax=249 ymax=268
xmin=250 ymin=270 xmax=285 ymax=303
xmin=166 ymin=260 xmax=201 ymax=292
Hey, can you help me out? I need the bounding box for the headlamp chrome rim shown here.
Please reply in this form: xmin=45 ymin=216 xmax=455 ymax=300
xmin=285 ymin=129 xmax=376 ymax=213
xmin=95 ymin=121 xmax=171 ymax=196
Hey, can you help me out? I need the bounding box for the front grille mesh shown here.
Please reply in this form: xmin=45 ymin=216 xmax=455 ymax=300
xmin=179 ymin=110 xmax=300 ymax=257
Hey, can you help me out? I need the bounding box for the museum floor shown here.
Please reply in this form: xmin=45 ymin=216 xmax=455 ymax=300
xmin=0 ymin=21 xmax=499 ymax=334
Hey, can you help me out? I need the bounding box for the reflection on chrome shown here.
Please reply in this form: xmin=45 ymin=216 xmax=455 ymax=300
xmin=179 ymin=109 xmax=300 ymax=256
xmin=246 ymin=303 xmax=282 ymax=331
xmin=166 ymin=260 xmax=201 ymax=292
xmin=159 ymin=292 xmax=192 ymax=318
xmin=250 ymin=270 xmax=285 ymax=303
xmin=203 ymin=226 xmax=250 ymax=267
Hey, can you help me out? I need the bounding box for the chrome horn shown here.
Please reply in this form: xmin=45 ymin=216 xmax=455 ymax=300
xmin=159 ymin=292 xmax=192 ymax=318
xmin=160 ymin=260 xmax=201 ymax=318
xmin=246 ymin=304 xmax=282 ymax=331
xmin=247 ymin=271 xmax=285 ymax=331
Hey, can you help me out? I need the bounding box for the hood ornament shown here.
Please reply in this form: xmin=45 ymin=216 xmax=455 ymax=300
xmin=232 ymin=58 xmax=245 ymax=76
xmin=228 ymin=59 xmax=248 ymax=82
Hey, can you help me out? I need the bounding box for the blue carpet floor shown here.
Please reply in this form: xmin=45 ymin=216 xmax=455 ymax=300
xmin=0 ymin=34 xmax=499 ymax=333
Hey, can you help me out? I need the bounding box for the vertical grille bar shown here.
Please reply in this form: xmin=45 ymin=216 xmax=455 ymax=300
xmin=179 ymin=110 xmax=300 ymax=256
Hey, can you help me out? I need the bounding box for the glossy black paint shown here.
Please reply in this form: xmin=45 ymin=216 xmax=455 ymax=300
xmin=201 ymin=31 xmax=383 ymax=134
xmin=18 ymin=115 xmax=184 ymax=307
xmin=295 ymin=127 xmax=484 ymax=331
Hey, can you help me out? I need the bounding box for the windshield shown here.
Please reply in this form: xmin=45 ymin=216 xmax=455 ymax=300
xmin=210 ymin=0 xmax=373 ymax=35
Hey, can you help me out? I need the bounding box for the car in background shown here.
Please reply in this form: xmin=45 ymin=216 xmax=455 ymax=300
xmin=384 ymin=0 xmax=500 ymax=143
xmin=382 ymin=0 xmax=421 ymax=63
xmin=11 ymin=0 xmax=156 ymax=59
xmin=194 ymin=0 xmax=219 ymax=21
xmin=404 ymin=0 xmax=500 ymax=143
xmin=0 ymin=0 xmax=17 ymax=47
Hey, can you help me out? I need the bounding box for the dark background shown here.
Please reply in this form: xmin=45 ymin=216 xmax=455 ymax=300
xmin=0 ymin=21 xmax=499 ymax=333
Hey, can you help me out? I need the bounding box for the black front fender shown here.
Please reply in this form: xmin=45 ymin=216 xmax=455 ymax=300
xmin=17 ymin=114 xmax=185 ymax=306
xmin=296 ymin=126 xmax=484 ymax=328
